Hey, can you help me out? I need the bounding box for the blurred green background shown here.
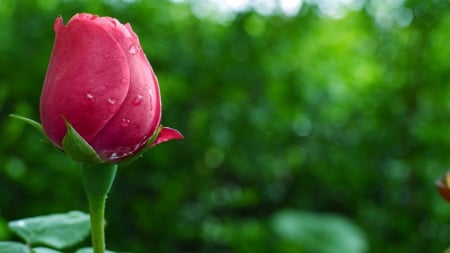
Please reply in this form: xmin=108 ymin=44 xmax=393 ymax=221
xmin=1 ymin=0 xmax=450 ymax=252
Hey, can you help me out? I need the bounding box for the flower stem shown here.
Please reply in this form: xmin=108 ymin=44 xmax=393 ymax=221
xmin=81 ymin=163 xmax=118 ymax=253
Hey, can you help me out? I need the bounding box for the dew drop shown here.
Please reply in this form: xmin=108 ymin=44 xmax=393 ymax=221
xmin=103 ymin=52 xmax=110 ymax=59
xmin=109 ymin=152 xmax=119 ymax=160
xmin=148 ymin=91 xmax=153 ymax=111
xmin=121 ymin=118 xmax=130 ymax=127
xmin=107 ymin=98 xmax=117 ymax=113
xmin=120 ymin=78 xmax=127 ymax=84
xmin=84 ymin=92 xmax=95 ymax=104
xmin=128 ymin=44 xmax=137 ymax=55
xmin=132 ymin=95 xmax=143 ymax=106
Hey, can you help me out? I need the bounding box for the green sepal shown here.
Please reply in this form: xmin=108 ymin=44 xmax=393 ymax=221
xmin=9 ymin=114 xmax=44 ymax=135
xmin=62 ymin=118 xmax=102 ymax=165
xmin=117 ymin=125 xmax=163 ymax=166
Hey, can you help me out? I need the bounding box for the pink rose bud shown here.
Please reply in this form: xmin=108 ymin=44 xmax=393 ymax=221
xmin=436 ymin=170 xmax=450 ymax=202
xmin=40 ymin=13 xmax=182 ymax=162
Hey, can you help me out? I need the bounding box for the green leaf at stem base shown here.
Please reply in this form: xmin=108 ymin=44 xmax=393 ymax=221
xmin=75 ymin=247 xmax=123 ymax=253
xmin=8 ymin=211 xmax=90 ymax=250
xmin=34 ymin=247 xmax=63 ymax=253
xmin=0 ymin=242 xmax=29 ymax=253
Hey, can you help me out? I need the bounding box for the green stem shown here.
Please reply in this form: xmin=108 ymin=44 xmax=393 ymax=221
xmin=81 ymin=163 xmax=118 ymax=253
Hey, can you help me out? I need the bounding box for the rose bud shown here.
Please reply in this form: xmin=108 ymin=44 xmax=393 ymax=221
xmin=436 ymin=170 xmax=450 ymax=202
xmin=40 ymin=13 xmax=182 ymax=163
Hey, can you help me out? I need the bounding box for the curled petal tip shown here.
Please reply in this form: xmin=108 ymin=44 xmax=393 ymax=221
xmin=152 ymin=127 xmax=183 ymax=147
xmin=54 ymin=16 xmax=64 ymax=32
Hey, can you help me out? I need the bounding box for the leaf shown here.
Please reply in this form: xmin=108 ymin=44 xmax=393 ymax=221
xmin=0 ymin=242 xmax=29 ymax=253
xmin=75 ymin=247 xmax=124 ymax=253
xmin=271 ymin=209 xmax=367 ymax=253
xmin=9 ymin=114 xmax=44 ymax=135
xmin=33 ymin=247 xmax=62 ymax=253
xmin=62 ymin=118 xmax=102 ymax=165
xmin=8 ymin=211 xmax=90 ymax=250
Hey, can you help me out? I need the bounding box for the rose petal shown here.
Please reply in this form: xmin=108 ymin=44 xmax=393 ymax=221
xmin=92 ymin=22 xmax=162 ymax=161
xmin=152 ymin=127 xmax=184 ymax=147
xmin=40 ymin=16 xmax=130 ymax=147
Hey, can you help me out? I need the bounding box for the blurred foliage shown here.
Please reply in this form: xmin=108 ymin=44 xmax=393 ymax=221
xmin=5 ymin=211 xmax=90 ymax=252
xmin=1 ymin=0 xmax=450 ymax=252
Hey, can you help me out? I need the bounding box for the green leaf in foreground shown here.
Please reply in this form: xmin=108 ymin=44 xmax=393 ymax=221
xmin=8 ymin=211 xmax=90 ymax=249
xmin=271 ymin=209 xmax=367 ymax=253
xmin=0 ymin=242 xmax=29 ymax=253
xmin=75 ymin=247 xmax=123 ymax=253
xmin=33 ymin=247 xmax=63 ymax=253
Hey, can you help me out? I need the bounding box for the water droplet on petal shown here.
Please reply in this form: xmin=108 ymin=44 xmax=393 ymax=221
xmin=128 ymin=44 xmax=137 ymax=55
xmin=148 ymin=91 xmax=153 ymax=111
xmin=120 ymin=78 xmax=127 ymax=84
xmin=103 ymin=52 xmax=110 ymax=59
xmin=107 ymin=98 xmax=118 ymax=113
xmin=121 ymin=118 xmax=130 ymax=127
xmin=84 ymin=92 xmax=95 ymax=104
xmin=132 ymin=95 xmax=143 ymax=106
xmin=109 ymin=152 xmax=119 ymax=160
